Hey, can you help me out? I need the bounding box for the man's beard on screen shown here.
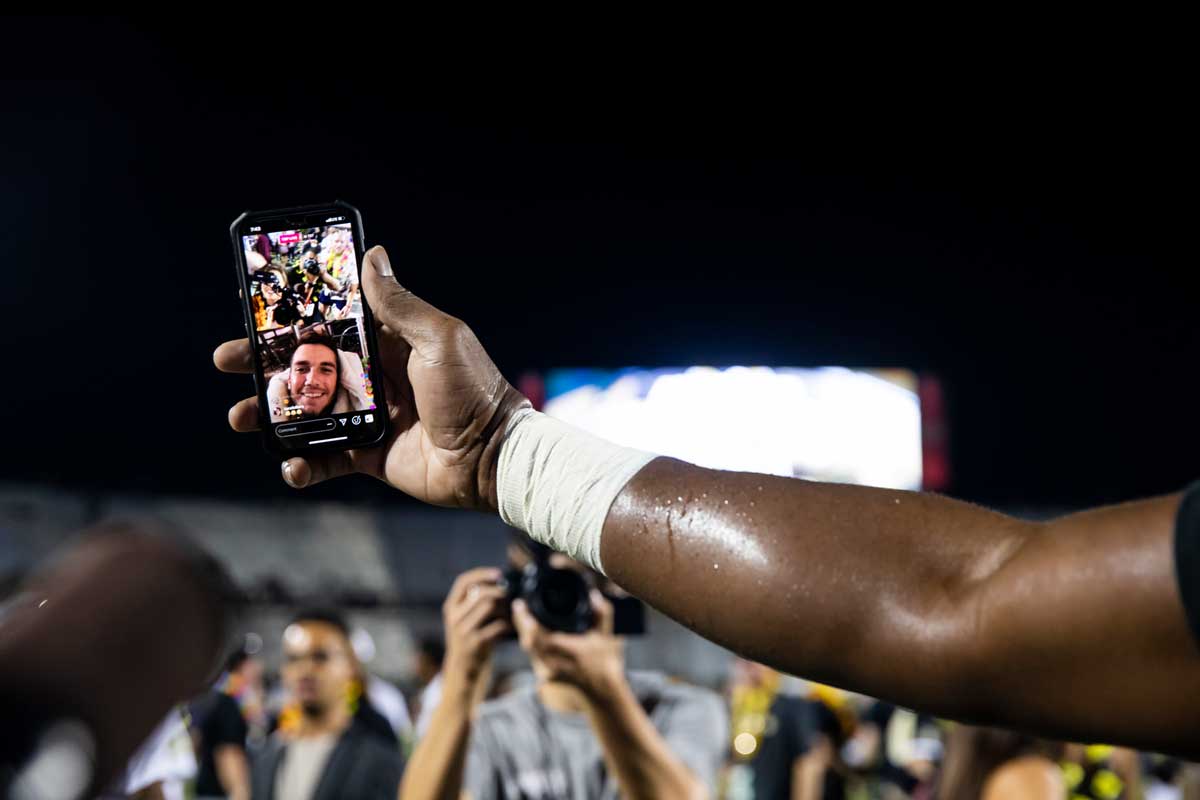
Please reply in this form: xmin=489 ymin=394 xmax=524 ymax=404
xmin=294 ymin=388 xmax=339 ymax=419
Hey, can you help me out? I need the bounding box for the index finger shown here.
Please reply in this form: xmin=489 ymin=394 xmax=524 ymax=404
xmin=213 ymin=339 xmax=253 ymax=374
xmin=448 ymin=568 xmax=503 ymax=606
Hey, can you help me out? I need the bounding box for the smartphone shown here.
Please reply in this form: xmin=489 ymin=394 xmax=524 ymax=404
xmin=229 ymin=201 xmax=388 ymax=455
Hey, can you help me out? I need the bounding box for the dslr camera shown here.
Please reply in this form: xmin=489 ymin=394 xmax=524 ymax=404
xmin=499 ymin=544 xmax=644 ymax=635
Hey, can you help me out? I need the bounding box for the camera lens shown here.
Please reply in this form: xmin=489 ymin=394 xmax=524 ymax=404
xmin=541 ymin=571 xmax=581 ymax=616
xmin=528 ymin=567 xmax=593 ymax=634
xmin=498 ymin=562 xmax=596 ymax=634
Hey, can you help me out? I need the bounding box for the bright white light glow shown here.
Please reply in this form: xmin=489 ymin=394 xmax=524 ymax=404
xmin=734 ymin=732 xmax=759 ymax=756
xmin=544 ymin=367 xmax=922 ymax=490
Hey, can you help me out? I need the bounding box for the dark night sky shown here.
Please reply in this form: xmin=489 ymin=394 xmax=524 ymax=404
xmin=1 ymin=19 xmax=1194 ymax=509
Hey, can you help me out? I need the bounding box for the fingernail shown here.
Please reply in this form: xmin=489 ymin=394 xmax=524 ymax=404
xmin=282 ymin=461 xmax=300 ymax=488
xmin=371 ymin=247 xmax=393 ymax=278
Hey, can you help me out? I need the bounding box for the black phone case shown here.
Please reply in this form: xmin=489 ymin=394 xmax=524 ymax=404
xmin=229 ymin=200 xmax=389 ymax=457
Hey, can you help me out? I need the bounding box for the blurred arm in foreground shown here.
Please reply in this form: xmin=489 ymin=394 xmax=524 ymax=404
xmin=0 ymin=521 xmax=234 ymax=798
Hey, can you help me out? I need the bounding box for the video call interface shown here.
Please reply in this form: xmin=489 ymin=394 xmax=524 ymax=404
xmin=242 ymin=223 xmax=378 ymax=431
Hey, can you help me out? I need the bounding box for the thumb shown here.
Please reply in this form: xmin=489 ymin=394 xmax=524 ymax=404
xmin=511 ymin=599 xmax=540 ymax=643
xmin=362 ymin=245 xmax=446 ymax=344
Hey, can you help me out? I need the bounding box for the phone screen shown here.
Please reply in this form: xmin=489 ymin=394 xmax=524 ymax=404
xmin=235 ymin=209 xmax=386 ymax=452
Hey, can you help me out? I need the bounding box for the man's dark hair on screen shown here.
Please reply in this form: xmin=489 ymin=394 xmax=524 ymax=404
xmin=290 ymin=333 xmax=342 ymax=382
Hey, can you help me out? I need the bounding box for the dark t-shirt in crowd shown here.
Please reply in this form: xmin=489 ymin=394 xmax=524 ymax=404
xmin=746 ymin=694 xmax=816 ymax=800
xmin=742 ymin=695 xmax=846 ymax=800
xmin=810 ymin=700 xmax=847 ymax=800
xmin=356 ymin=701 xmax=399 ymax=747
xmin=190 ymin=691 xmax=248 ymax=797
xmin=1174 ymin=481 xmax=1200 ymax=647
xmin=862 ymin=701 xmax=939 ymax=794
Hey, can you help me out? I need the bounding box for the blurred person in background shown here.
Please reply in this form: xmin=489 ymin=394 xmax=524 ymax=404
xmin=106 ymin=707 xmax=197 ymax=800
xmin=365 ymin=670 xmax=413 ymax=750
xmin=724 ymin=659 xmax=857 ymax=800
xmin=189 ymin=648 xmax=255 ymax=800
xmin=1142 ymin=755 xmax=1200 ymax=800
xmin=796 ymin=684 xmax=857 ymax=800
xmin=412 ymin=635 xmax=446 ymax=740
xmin=251 ymin=609 xmax=404 ymax=800
xmin=399 ymin=556 xmax=727 ymax=800
xmin=840 ymin=701 xmax=942 ymax=799
xmin=220 ymin=641 xmax=268 ymax=748
xmin=936 ymin=725 xmax=1062 ymax=800
xmin=351 ymin=625 xmax=416 ymax=747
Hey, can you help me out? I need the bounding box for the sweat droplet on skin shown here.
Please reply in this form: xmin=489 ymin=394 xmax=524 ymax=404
xmin=713 ymin=563 xmax=719 ymax=570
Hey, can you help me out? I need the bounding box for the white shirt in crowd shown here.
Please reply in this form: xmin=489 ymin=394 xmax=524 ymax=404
xmin=367 ymin=673 xmax=413 ymax=742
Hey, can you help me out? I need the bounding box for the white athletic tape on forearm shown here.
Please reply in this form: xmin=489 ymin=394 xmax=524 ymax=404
xmin=497 ymin=408 xmax=657 ymax=575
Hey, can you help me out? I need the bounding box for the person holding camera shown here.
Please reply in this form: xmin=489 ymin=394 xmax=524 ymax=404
xmin=277 ymin=241 xmax=345 ymax=326
xmin=399 ymin=555 xmax=726 ymax=800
